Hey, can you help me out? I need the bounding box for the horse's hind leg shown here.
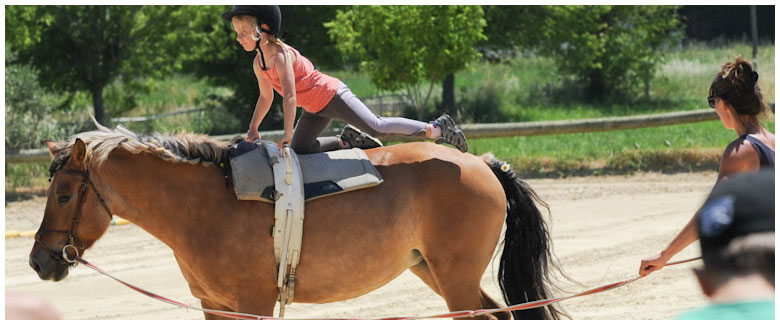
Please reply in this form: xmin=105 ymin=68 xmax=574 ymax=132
xmin=410 ymin=259 xmax=502 ymax=320
xmin=480 ymin=289 xmax=511 ymax=320
xmin=409 ymin=260 xmax=442 ymax=295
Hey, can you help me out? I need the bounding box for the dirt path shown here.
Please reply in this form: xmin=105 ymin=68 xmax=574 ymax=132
xmin=4 ymin=171 xmax=715 ymax=320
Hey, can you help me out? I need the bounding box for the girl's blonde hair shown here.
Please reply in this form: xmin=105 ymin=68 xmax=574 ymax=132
xmin=233 ymin=15 xmax=293 ymax=70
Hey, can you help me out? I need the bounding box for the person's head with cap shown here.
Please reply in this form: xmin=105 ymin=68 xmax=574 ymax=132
xmin=694 ymin=170 xmax=774 ymax=299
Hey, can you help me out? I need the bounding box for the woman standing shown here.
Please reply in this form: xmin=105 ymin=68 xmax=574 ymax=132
xmin=639 ymin=57 xmax=774 ymax=276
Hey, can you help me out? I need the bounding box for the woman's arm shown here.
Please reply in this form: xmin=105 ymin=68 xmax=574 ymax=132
xmin=639 ymin=209 xmax=700 ymax=276
xmin=638 ymin=141 xmax=758 ymax=276
xmin=274 ymin=47 xmax=297 ymax=147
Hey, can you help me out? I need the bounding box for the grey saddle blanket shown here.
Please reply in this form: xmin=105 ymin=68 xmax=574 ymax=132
xmin=229 ymin=141 xmax=383 ymax=202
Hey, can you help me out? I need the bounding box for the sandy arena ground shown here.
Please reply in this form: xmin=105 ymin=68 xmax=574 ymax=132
xmin=5 ymin=171 xmax=715 ymax=320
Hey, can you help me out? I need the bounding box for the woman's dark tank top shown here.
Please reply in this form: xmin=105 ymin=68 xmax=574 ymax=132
xmin=739 ymin=134 xmax=775 ymax=169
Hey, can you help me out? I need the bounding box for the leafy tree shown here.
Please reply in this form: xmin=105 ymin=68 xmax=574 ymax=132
xmin=5 ymin=5 xmax=192 ymax=124
xmin=480 ymin=6 xmax=682 ymax=100
xmin=5 ymin=45 xmax=84 ymax=151
xmin=280 ymin=5 xmax=348 ymax=70
xmin=480 ymin=6 xmax=548 ymax=53
xmin=530 ymin=6 xmax=683 ymax=99
xmin=326 ymin=5 xmax=486 ymax=119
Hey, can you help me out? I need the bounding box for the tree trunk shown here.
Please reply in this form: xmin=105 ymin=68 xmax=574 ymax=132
xmin=419 ymin=81 xmax=436 ymax=121
xmin=587 ymin=69 xmax=606 ymax=101
xmin=750 ymin=5 xmax=758 ymax=68
xmin=442 ymin=73 xmax=455 ymax=115
xmin=92 ymin=86 xmax=105 ymax=125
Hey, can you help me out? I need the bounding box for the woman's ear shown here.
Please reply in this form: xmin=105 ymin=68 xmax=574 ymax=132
xmin=717 ymin=100 xmax=737 ymax=129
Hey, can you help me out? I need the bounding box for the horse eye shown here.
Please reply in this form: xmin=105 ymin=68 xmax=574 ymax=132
xmin=58 ymin=195 xmax=71 ymax=204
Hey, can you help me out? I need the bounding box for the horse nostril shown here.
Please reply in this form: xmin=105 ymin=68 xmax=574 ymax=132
xmin=29 ymin=257 xmax=42 ymax=273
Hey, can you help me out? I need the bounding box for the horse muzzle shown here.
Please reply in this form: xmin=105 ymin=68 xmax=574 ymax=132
xmin=29 ymin=249 xmax=70 ymax=281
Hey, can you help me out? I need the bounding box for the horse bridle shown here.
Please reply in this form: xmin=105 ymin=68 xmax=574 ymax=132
xmin=35 ymin=168 xmax=113 ymax=266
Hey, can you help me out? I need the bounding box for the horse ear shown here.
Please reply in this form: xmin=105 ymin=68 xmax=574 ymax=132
xmin=70 ymin=138 xmax=87 ymax=169
xmin=45 ymin=140 xmax=66 ymax=157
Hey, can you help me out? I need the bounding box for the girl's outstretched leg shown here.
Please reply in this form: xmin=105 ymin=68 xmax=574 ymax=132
xmin=324 ymin=84 xmax=469 ymax=152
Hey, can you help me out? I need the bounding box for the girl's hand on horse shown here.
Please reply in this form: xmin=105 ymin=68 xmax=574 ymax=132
xmin=277 ymin=132 xmax=292 ymax=149
xmin=246 ymin=129 xmax=261 ymax=142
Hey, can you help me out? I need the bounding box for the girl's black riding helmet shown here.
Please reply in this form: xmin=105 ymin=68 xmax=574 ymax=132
xmin=221 ymin=5 xmax=282 ymax=38
xmin=221 ymin=5 xmax=282 ymax=71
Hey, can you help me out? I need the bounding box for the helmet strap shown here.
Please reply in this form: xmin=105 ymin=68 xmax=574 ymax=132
xmin=255 ymin=39 xmax=268 ymax=71
xmin=259 ymin=27 xmax=275 ymax=35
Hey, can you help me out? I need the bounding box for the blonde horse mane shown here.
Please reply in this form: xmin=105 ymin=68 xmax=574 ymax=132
xmin=49 ymin=117 xmax=231 ymax=174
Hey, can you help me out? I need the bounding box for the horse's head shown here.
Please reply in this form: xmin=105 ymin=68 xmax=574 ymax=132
xmin=29 ymin=138 xmax=113 ymax=281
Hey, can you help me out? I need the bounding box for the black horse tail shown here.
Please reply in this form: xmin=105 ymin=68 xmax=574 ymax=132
xmin=484 ymin=154 xmax=563 ymax=320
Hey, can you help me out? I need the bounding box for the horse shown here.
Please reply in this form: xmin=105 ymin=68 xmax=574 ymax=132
xmin=29 ymin=122 xmax=561 ymax=320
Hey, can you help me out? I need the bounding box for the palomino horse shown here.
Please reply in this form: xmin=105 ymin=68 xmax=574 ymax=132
xmin=29 ymin=122 xmax=561 ymax=320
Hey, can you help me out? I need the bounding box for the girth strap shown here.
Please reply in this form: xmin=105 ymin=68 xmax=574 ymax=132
xmin=264 ymin=143 xmax=305 ymax=318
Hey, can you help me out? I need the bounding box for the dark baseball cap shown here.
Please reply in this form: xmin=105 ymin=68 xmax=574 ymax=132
xmin=697 ymin=170 xmax=775 ymax=261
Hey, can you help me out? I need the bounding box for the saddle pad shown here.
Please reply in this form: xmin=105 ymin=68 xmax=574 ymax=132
xmin=229 ymin=141 xmax=383 ymax=202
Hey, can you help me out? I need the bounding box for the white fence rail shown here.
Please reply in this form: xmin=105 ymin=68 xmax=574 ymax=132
xmin=5 ymin=109 xmax=721 ymax=164
xmin=110 ymin=108 xmax=207 ymax=123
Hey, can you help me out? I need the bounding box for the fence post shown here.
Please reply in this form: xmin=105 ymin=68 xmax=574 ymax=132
xmin=750 ymin=5 xmax=758 ymax=68
xmin=198 ymin=109 xmax=204 ymax=133
xmin=379 ymin=96 xmax=384 ymax=116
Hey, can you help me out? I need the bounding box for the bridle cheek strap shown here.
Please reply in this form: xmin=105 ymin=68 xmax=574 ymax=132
xmin=35 ymin=168 xmax=113 ymax=264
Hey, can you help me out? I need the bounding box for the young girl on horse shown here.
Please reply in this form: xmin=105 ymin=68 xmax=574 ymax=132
xmin=221 ymin=5 xmax=469 ymax=153
xmin=639 ymin=57 xmax=775 ymax=276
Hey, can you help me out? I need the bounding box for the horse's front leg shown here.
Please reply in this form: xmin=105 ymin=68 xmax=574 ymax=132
xmin=200 ymin=300 xmax=234 ymax=320
xmin=199 ymin=294 xmax=277 ymax=320
xmin=234 ymin=293 xmax=278 ymax=320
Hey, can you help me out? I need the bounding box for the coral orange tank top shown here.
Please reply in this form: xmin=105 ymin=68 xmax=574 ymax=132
xmin=261 ymin=46 xmax=341 ymax=113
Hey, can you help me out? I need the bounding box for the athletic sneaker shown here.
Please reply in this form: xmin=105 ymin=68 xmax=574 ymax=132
xmin=340 ymin=124 xmax=383 ymax=149
xmin=431 ymin=114 xmax=468 ymax=152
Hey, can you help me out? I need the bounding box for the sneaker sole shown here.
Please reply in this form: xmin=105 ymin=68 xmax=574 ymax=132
xmin=343 ymin=125 xmax=383 ymax=147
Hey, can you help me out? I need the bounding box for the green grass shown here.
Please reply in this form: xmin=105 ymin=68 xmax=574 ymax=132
xmin=469 ymin=119 xmax=774 ymax=177
xmin=453 ymin=41 xmax=775 ymax=176
xmin=133 ymin=75 xmax=212 ymax=114
xmin=322 ymin=68 xmax=379 ymax=98
xmin=654 ymin=41 xmax=775 ymax=104
xmin=5 ymin=162 xmax=50 ymax=201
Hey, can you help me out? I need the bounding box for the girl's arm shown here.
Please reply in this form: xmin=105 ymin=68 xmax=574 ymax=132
xmin=274 ymin=47 xmax=297 ymax=147
xmin=246 ymin=56 xmax=275 ymax=141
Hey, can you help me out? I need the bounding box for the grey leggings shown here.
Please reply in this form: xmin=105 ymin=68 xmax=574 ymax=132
xmin=290 ymin=83 xmax=428 ymax=154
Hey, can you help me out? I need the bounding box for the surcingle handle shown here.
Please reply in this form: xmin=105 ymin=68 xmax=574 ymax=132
xmin=282 ymin=145 xmax=292 ymax=185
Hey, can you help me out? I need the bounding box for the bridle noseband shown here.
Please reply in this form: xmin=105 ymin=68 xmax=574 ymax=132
xmin=35 ymin=168 xmax=113 ymax=265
